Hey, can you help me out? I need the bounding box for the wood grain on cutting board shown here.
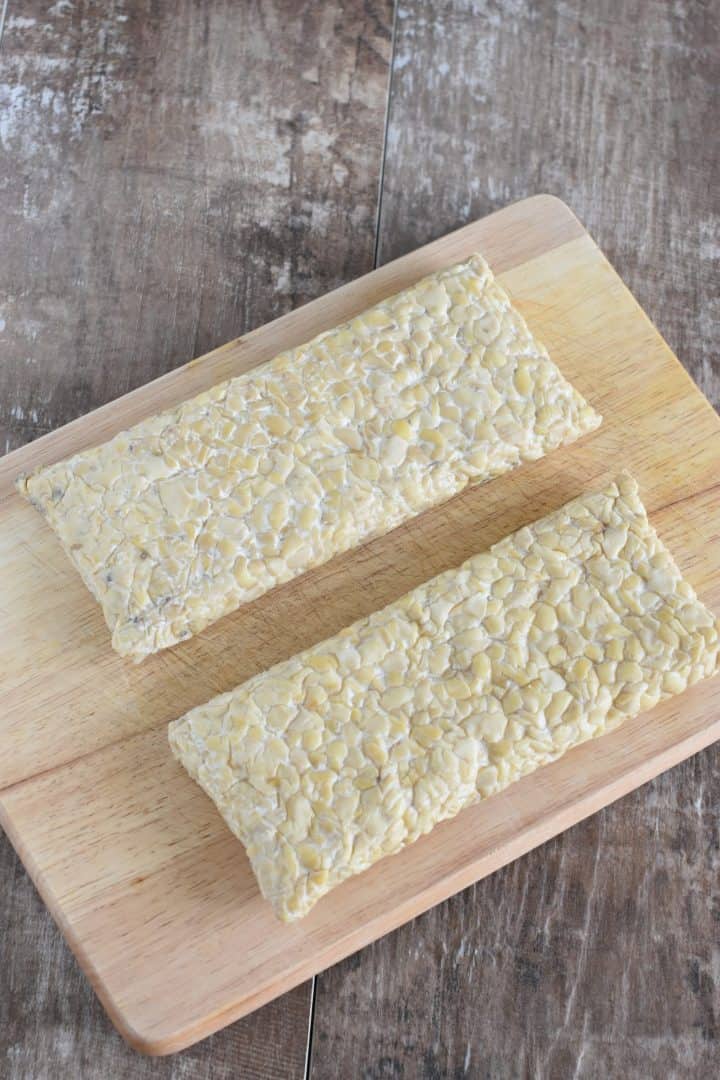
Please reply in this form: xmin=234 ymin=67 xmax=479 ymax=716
xmin=1 ymin=196 xmax=719 ymax=1054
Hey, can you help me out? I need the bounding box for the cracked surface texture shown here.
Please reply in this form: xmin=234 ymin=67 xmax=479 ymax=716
xmin=169 ymin=474 xmax=720 ymax=921
xmin=18 ymin=255 xmax=600 ymax=660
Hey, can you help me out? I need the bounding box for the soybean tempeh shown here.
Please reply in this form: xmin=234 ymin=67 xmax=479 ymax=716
xmin=169 ymin=474 xmax=720 ymax=921
xmin=19 ymin=256 xmax=600 ymax=660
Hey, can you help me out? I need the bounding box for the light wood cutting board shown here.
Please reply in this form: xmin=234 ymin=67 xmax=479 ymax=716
xmin=1 ymin=196 xmax=719 ymax=1055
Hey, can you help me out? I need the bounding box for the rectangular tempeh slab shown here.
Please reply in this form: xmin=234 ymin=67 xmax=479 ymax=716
xmin=169 ymin=474 xmax=720 ymax=922
xmin=18 ymin=255 xmax=599 ymax=660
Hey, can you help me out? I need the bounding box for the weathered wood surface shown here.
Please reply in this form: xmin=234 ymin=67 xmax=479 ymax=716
xmin=309 ymin=1 xmax=720 ymax=1077
xmin=0 ymin=0 xmax=392 ymax=1075
xmin=0 ymin=0 xmax=393 ymax=454
xmin=375 ymin=0 xmax=720 ymax=414
xmin=1 ymin=0 xmax=718 ymax=1075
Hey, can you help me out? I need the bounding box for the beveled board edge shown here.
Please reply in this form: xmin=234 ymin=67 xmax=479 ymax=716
xmin=4 ymin=694 xmax=719 ymax=1056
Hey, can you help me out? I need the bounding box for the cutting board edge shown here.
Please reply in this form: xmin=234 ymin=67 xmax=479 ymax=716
xmin=0 ymin=792 xmax=140 ymax=1053
xmin=53 ymin=698 xmax=720 ymax=1057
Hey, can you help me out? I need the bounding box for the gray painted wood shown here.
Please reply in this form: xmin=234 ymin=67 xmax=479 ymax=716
xmin=2 ymin=0 xmax=718 ymax=1075
xmin=311 ymin=762 xmax=720 ymax=1078
xmin=0 ymin=0 xmax=393 ymax=454
xmin=376 ymin=0 xmax=719 ymax=411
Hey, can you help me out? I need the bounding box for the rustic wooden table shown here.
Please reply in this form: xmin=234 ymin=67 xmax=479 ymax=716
xmin=1 ymin=1 xmax=717 ymax=1077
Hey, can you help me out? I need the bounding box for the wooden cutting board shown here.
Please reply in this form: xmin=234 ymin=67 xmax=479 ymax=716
xmin=1 ymin=196 xmax=719 ymax=1056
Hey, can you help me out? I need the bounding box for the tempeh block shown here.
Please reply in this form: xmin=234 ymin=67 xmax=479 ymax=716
xmin=18 ymin=255 xmax=600 ymax=660
xmin=169 ymin=474 xmax=720 ymax=921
